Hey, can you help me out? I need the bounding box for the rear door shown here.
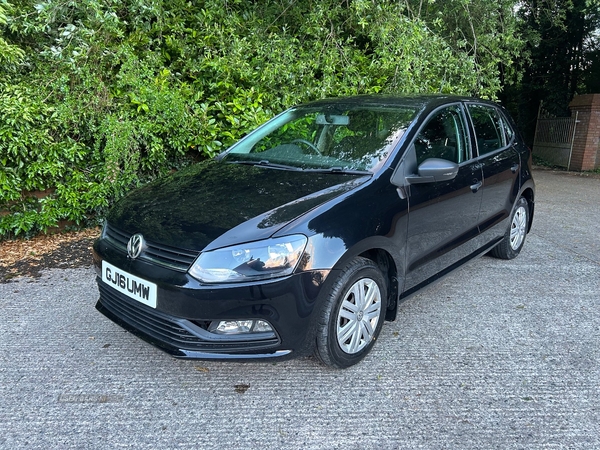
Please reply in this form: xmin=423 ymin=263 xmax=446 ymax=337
xmin=466 ymin=103 xmax=520 ymax=243
xmin=403 ymin=104 xmax=483 ymax=291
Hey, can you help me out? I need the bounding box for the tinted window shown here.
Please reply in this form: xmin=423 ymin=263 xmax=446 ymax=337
xmin=500 ymin=114 xmax=514 ymax=142
xmin=414 ymin=105 xmax=469 ymax=165
xmin=467 ymin=104 xmax=506 ymax=155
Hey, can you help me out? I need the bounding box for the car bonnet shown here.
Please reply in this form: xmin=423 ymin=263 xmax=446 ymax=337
xmin=106 ymin=159 xmax=370 ymax=252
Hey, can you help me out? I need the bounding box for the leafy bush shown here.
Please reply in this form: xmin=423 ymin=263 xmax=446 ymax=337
xmin=0 ymin=0 xmax=521 ymax=238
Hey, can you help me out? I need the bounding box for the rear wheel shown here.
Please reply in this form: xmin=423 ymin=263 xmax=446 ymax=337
xmin=490 ymin=196 xmax=529 ymax=260
xmin=315 ymin=257 xmax=387 ymax=368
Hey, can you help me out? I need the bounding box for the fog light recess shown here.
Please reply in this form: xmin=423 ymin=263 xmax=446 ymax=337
xmin=208 ymin=319 xmax=274 ymax=335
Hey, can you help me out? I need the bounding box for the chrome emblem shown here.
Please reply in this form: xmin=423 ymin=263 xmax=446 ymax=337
xmin=127 ymin=234 xmax=145 ymax=259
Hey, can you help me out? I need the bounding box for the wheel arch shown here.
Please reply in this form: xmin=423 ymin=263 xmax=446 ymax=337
xmin=331 ymin=247 xmax=401 ymax=322
xmin=358 ymin=248 xmax=400 ymax=322
xmin=520 ymin=185 xmax=535 ymax=232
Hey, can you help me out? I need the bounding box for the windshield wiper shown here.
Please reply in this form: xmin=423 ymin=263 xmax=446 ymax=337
xmin=228 ymin=160 xmax=370 ymax=175
xmin=228 ymin=160 xmax=302 ymax=171
xmin=303 ymin=167 xmax=371 ymax=175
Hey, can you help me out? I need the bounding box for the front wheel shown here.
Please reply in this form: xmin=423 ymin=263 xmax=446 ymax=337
xmin=315 ymin=257 xmax=387 ymax=368
xmin=490 ymin=196 xmax=529 ymax=259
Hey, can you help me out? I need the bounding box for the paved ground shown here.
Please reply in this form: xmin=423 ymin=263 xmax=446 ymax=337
xmin=1 ymin=169 xmax=598 ymax=449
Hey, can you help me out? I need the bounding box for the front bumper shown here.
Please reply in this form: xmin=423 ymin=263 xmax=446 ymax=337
xmin=93 ymin=240 xmax=333 ymax=360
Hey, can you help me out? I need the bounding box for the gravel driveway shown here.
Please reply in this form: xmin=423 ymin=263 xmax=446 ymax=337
xmin=1 ymin=169 xmax=599 ymax=449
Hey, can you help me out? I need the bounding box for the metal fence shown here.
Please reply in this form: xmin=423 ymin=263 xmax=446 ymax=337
xmin=532 ymin=112 xmax=579 ymax=169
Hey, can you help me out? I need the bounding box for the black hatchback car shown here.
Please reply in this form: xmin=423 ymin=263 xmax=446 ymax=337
xmin=93 ymin=95 xmax=534 ymax=368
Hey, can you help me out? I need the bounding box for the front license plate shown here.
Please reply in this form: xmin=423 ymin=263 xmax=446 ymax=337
xmin=101 ymin=261 xmax=157 ymax=308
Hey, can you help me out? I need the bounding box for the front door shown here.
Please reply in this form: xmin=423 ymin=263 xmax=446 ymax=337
xmin=403 ymin=104 xmax=483 ymax=291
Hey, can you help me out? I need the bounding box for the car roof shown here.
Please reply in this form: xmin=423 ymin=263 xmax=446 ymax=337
xmin=298 ymin=94 xmax=499 ymax=113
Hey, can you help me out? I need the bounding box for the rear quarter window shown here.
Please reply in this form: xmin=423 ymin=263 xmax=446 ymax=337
xmin=500 ymin=113 xmax=515 ymax=142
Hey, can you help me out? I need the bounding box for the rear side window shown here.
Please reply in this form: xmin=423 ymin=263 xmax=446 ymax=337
xmin=467 ymin=104 xmax=506 ymax=156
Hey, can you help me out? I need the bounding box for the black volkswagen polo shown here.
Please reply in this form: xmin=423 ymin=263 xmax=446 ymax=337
xmin=93 ymin=95 xmax=535 ymax=368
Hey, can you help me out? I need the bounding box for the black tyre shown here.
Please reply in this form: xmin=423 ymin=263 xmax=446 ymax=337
xmin=490 ymin=196 xmax=529 ymax=260
xmin=315 ymin=257 xmax=387 ymax=368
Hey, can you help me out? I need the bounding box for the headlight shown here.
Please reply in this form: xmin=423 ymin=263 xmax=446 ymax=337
xmin=189 ymin=235 xmax=307 ymax=283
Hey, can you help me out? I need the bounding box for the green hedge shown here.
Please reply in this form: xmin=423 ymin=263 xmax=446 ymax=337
xmin=0 ymin=0 xmax=521 ymax=238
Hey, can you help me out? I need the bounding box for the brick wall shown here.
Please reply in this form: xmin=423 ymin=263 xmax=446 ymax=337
xmin=568 ymin=94 xmax=600 ymax=171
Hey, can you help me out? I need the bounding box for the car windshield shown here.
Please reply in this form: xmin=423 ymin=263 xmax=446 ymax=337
xmin=221 ymin=105 xmax=418 ymax=172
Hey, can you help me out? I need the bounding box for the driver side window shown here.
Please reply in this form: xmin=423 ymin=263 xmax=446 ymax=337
xmin=415 ymin=106 xmax=469 ymax=165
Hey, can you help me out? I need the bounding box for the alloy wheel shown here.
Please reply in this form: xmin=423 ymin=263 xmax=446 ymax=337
xmin=336 ymin=278 xmax=382 ymax=354
xmin=510 ymin=205 xmax=528 ymax=250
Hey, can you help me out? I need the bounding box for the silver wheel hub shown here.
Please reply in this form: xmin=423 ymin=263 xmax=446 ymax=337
xmin=510 ymin=205 xmax=527 ymax=251
xmin=336 ymin=278 xmax=382 ymax=355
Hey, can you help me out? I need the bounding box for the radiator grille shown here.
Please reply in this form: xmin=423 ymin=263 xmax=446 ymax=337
xmin=104 ymin=223 xmax=199 ymax=272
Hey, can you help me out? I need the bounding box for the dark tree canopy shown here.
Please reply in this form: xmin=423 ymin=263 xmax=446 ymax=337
xmin=501 ymin=0 xmax=600 ymax=144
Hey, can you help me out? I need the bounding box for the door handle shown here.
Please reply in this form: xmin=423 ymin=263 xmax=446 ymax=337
xmin=470 ymin=180 xmax=483 ymax=193
xmin=511 ymin=163 xmax=519 ymax=173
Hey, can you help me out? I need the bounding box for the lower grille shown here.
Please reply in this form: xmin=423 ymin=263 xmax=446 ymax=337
xmin=97 ymin=282 xmax=280 ymax=353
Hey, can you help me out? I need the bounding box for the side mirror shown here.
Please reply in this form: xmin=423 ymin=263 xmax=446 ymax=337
xmin=405 ymin=158 xmax=459 ymax=184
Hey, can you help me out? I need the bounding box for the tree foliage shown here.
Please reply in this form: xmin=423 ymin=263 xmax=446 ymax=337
xmin=0 ymin=0 xmax=523 ymax=238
